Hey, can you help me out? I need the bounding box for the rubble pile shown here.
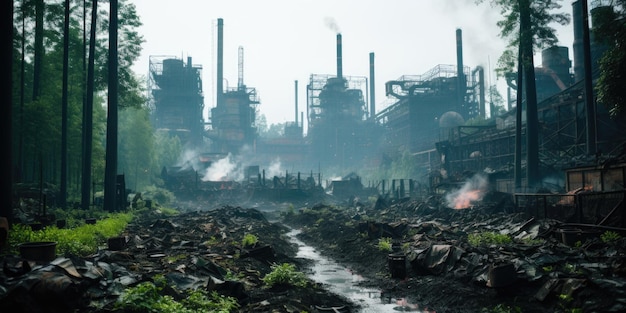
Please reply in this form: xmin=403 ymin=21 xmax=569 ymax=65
xmin=283 ymin=196 xmax=626 ymax=312
xmin=1 ymin=206 xmax=356 ymax=313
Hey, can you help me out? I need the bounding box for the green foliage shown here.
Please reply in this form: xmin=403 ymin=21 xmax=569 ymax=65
xmin=377 ymin=237 xmax=393 ymax=252
xmin=141 ymin=186 xmax=176 ymax=207
xmin=474 ymin=0 xmax=570 ymax=77
xmin=116 ymin=275 xmax=239 ymax=313
xmin=600 ymin=230 xmax=621 ymax=244
xmin=262 ymin=263 xmax=308 ymax=288
xmin=593 ymin=1 xmax=626 ymax=119
xmin=241 ymin=233 xmax=258 ymax=247
xmin=467 ymin=232 xmax=512 ymax=247
xmin=8 ymin=212 xmax=132 ymax=256
xmin=12 ymin=0 xmax=145 ymax=199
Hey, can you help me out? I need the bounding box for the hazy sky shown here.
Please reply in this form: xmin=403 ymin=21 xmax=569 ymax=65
xmin=130 ymin=0 xmax=575 ymax=127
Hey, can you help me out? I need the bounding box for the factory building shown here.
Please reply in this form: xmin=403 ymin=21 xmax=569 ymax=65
xmin=148 ymin=55 xmax=205 ymax=148
xmin=152 ymin=0 xmax=625 ymax=194
xmin=433 ymin=0 xmax=626 ymax=193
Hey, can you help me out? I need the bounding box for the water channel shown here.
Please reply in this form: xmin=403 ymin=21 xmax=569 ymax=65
xmin=286 ymin=228 xmax=430 ymax=313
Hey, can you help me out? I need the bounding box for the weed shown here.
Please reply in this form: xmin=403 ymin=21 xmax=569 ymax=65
xmin=601 ymin=230 xmax=621 ymax=243
xmin=241 ymin=233 xmax=258 ymax=247
xmin=377 ymin=237 xmax=393 ymax=252
xmin=468 ymin=232 xmax=512 ymax=247
xmin=262 ymin=263 xmax=308 ymax=288
xmin=116 ymin=275 xmax=238 ymax=313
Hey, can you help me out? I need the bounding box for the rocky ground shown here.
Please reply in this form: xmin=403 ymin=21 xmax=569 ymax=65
xmin=1 ymin=191 xmax=626 ymax=313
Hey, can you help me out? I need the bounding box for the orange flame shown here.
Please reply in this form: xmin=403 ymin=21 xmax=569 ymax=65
xmin=453 ymin=189 xmax=483 ymax=209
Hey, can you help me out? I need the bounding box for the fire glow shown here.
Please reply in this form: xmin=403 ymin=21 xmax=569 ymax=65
xmin=446 ymin=174 xmax=488 ymax=209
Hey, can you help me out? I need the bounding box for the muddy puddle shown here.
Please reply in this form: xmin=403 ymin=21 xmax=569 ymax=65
xmin=286 ymin=229 xmax=431 ymax=313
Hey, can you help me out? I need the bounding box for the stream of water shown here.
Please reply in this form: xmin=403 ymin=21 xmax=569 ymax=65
xmin=286 ymin=228 xmax=430 ymax=313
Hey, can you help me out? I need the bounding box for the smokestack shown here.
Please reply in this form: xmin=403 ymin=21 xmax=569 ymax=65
xmin=295 ymin=80 xmax=298 ymax=124
xmin=572 ymin=1 xmax=584 ymax=82
xmin=456 ymin=29 xmax=465 ymax=111
xmin=217 ymin=18 xmax=224 ymax=106
xmin=336 ymin=33 xmax=343 ymax=79
xmin=369 ymin=52 xmax=375 ymax=118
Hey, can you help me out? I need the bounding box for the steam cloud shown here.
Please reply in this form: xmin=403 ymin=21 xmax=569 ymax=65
xmin=445 ymin=173 xmax=488 ymax=209
xmin=324 ymin=17 xmax=341 ymax=33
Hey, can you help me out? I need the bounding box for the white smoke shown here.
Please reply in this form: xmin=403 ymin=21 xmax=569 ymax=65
xmin=202 ymin=153 xmax=243 ymax=181
xmin=266 ymin=157 xmax=283 ymax=178
xmin=324 ymin=16 xmax=341 ymax=33
xmin=445 ymin=173 xmax=488 ymax=209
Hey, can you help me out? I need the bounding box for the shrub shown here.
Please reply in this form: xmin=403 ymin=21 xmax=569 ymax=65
xmin=377 ymin=237 xmax=393 ymax=252
xmin=241 ymin=233 xmax=258 ymax=247
xmin=601 ymin=230 xmax=621 ymax=243
xmin=262 ymin=263 xmax=308 ymax=288
xmin=468 ymin=232 xmax=512 ymax=247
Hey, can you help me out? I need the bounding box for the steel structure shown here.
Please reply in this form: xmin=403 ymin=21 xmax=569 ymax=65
xmin=148 ymin=55 xmax=205 ymax=147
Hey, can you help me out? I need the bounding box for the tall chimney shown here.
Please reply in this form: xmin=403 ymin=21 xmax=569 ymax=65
xmin=456 ymin=29 xmax=465 ymax=111
xmin=572 ymin=1 xmax=584 ymax=82
xmin=217 ymin=18 xmax=224 ymax=107
xmin=369 ymin=52 xmax=375 ymax=118
xmin=295 ymin=80 xmax=298 ymax=124
xmin=336 ymin=33 xmax=343 ymax=79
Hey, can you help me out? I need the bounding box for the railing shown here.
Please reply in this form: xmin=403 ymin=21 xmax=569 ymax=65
xmin=514 ymin=190 xmax=625 ymax=226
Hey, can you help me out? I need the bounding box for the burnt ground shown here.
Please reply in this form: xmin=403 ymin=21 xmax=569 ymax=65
xmin=1 ymin=193 xmax=626 ymax=313
xmin=279 ymin=196 xmax=626 ymax=313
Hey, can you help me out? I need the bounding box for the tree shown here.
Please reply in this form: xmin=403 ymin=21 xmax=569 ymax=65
xmin=476 ymin=0 xmax=570 ymax=190
xmin=104 ymin=0 xmax=119 ymax=211
xmin=12 ymin=0 xmax=145 ymax=207
xmin=593 ymin=1 xmax=626 ymax=120
xmin=2 ymin=0 xmax=14 ymax=224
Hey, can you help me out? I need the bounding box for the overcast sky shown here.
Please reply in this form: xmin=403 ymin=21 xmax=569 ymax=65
xmin=130 ymin=0 xmax=576 ymax=127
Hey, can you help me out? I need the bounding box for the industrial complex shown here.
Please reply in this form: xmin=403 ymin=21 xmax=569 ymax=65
xmin=149 ymin=1 xmax=626 ymax=201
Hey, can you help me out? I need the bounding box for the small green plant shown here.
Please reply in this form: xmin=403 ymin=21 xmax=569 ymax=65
xmin=468 ymin=232 xmax=512 ymax=247
xmin=262 ymin=263 xmax=308 ymax=288
xmin=377 ymin=237 xmax=393 ymax=252
xmin=116 ymin=275 xmax=238 ymax=313
xmin=542 ymin=265 xmax=554 ymax=272
xmin=601 ymin=230 xmax=621 ymax=243
xmin=241 ymin=233 xmax=258 ymax=247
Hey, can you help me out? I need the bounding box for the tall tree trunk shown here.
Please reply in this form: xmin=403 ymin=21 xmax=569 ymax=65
xmin=104 ymin=0 xmax=119 ymax=211
xmin=18 ymin=9 xmax=26 ymax=183
xmin=60 ymin=0 xmax=70 ymax=209
xmin=1 ymin=0 xmax=13 ymax=225
xmin=514 ymin=41 xmax=523 ymax=191
xmin=33 ymin=0 xmax=44 ymax=101
xmin=82 ymin=0 xmax=97 ymax=210
xmin=520 ymin=0 xmax=540 ymax=190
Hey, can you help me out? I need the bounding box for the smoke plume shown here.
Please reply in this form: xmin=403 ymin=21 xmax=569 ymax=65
xmin=445 ymin=173 xmax=488 ymax=209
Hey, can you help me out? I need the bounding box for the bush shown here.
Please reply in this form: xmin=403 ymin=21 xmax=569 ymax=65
xmin=468 ymin=232 xmax=512 ymax=247
xmin=116 ymin=275 xmax=239 ymax=313
xmin=377 ymin=237 xmax=393 ymax=252
xmin=262 ymin=263 xmax=308 ymax=288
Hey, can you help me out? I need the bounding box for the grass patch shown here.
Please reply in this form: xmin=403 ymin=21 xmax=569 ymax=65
xmin=468 ymin=231 xmax=512 ymax=247
xmin=8 ymin=212 xmax=132 ymax=256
